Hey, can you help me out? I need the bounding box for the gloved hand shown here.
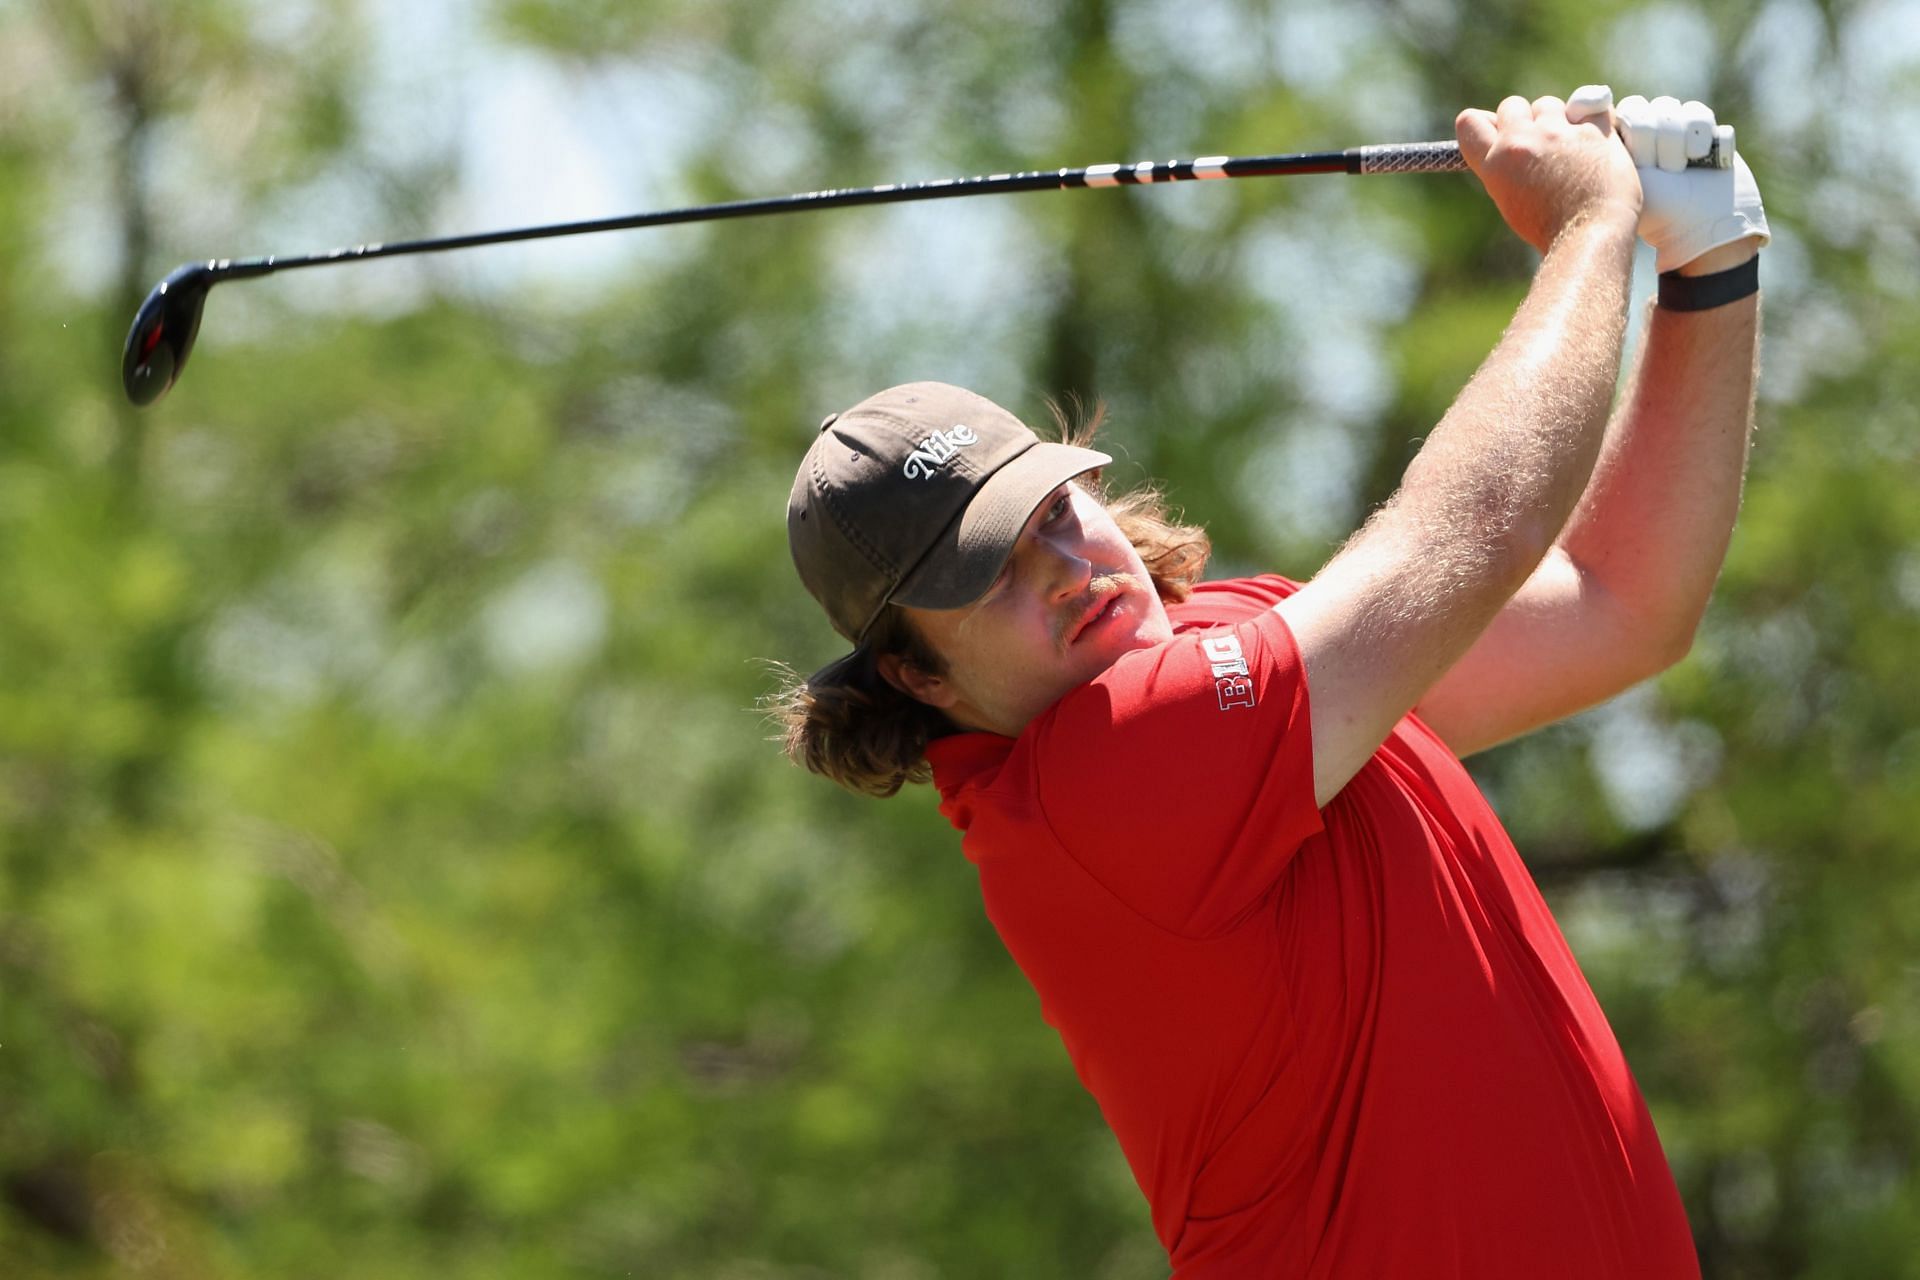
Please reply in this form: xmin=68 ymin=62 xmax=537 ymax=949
xmin=1611 ymin=91 xmax=1770 ymax=273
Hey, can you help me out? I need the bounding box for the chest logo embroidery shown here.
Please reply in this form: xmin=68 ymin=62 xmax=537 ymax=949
xmin=901 ymin=424 xmax=980 ymax=479
xmin=1202 ymin=634 xmax=1257 ymax=711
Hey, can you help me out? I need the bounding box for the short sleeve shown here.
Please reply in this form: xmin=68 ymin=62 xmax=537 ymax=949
xmin=1030 ymin=606 xmax=1324 ymax=937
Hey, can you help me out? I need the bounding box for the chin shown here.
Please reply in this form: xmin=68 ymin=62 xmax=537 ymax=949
xmin=1086 ymin=607 xmax=1162 ymax=667
xmin=1118 ymin=586 xmax=1173 ymax=647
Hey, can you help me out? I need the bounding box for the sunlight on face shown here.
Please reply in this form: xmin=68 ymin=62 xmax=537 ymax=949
xmin=897 ymin=483 xmax=1174 ymax=736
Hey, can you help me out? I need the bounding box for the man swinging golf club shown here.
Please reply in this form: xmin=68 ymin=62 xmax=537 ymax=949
xmin=776 ymin=85 xmax=1766 ymax=1277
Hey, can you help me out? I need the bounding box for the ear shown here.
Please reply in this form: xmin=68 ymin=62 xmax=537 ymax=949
xmin=876 ymin=653 xmax=957 ymax=709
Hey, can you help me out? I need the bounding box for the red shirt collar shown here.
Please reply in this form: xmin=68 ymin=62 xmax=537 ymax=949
xmin=925 ymin=732 xmax=1015 ymax=832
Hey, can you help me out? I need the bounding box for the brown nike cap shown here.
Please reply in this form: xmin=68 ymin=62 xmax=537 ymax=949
xmin=788 ymin=382 xmax=1112 ymax=644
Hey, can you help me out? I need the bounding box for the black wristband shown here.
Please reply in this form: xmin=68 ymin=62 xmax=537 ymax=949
xmin=1657 ymin=255 xmax=1760 ymax=312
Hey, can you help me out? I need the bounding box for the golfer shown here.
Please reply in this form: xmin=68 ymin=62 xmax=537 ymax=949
xmin=776 ymin=86 xmax=1765 ymax=1277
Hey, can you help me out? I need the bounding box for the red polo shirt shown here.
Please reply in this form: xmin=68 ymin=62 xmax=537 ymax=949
xmin=926 ymin=575 xmax=1697 ymax=1278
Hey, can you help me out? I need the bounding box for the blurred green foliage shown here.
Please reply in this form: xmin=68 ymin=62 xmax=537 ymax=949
xmin=2 ymin=0 xmax=1917 ymax=1276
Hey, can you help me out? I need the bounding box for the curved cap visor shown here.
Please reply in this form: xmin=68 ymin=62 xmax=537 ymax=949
xmin=892 ymin=439 xmax=1111 ymax=612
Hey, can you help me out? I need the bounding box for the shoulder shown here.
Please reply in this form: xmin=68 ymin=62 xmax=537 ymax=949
xmin=1017 ymin=590 xmax=1324 ymax=936
xmin=1028 ymin=595 xmax=1311 ymax=808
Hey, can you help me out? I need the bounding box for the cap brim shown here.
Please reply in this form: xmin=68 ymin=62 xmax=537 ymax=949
xmin=891 ymin=441 xmax=1111 ymax=612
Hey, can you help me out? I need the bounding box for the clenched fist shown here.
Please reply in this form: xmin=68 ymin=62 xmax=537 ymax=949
xmin=1455 ymin=89 xmax=1642 ymax=254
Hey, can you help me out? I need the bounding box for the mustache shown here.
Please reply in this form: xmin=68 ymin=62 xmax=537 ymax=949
xmin=1057 ymin=572 xmax=1143 ymax=645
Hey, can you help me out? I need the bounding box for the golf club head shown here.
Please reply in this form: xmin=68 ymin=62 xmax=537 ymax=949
xmin=122 ymin=263 xmax=218 ymax=406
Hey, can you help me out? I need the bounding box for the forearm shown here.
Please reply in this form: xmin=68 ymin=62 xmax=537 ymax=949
xmin=1555 ymin=263 xmax=1760 ymax=648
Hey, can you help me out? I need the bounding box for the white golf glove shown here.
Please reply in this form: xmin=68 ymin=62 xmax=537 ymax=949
xmin=1609 ymin=91 xmax=1770 ymax=272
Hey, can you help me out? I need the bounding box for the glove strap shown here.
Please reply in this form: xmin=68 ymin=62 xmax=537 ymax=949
xmin=1657 ymin=256 xmax=1760 ymax=312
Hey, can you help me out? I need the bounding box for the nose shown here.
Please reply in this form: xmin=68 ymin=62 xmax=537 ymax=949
xmin=1034 ymin=529 xmax=1093 ymax=602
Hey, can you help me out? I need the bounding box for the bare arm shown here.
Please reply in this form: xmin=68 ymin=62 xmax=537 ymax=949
xmin=1414 ymin=238 xmax=1762 ymax=756
xmin=1276 ymin=94 xmax=1643 ymax=806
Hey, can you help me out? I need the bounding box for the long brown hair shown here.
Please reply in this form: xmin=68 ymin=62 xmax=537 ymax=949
xmin=766 ymin=402 xmax=1211 ymax=798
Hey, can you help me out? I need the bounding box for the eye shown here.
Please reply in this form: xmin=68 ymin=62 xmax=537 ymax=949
xmin=1042 ymin=490 xmax=1071 ymax=524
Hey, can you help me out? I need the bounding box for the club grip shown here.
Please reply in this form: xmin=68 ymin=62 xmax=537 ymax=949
xmin=1349 ymin=135 xmax=1736 ymax=176
xmin=1350 ymin=141 xmax=1471 ymax=174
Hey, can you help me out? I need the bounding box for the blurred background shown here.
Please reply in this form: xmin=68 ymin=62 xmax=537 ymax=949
xmin=3 ymin=0 xmax=1918 ymax=1276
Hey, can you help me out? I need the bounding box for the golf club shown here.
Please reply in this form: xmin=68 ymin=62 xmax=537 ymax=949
xmin=121 ymin=133 xmax=1731 ymax=406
